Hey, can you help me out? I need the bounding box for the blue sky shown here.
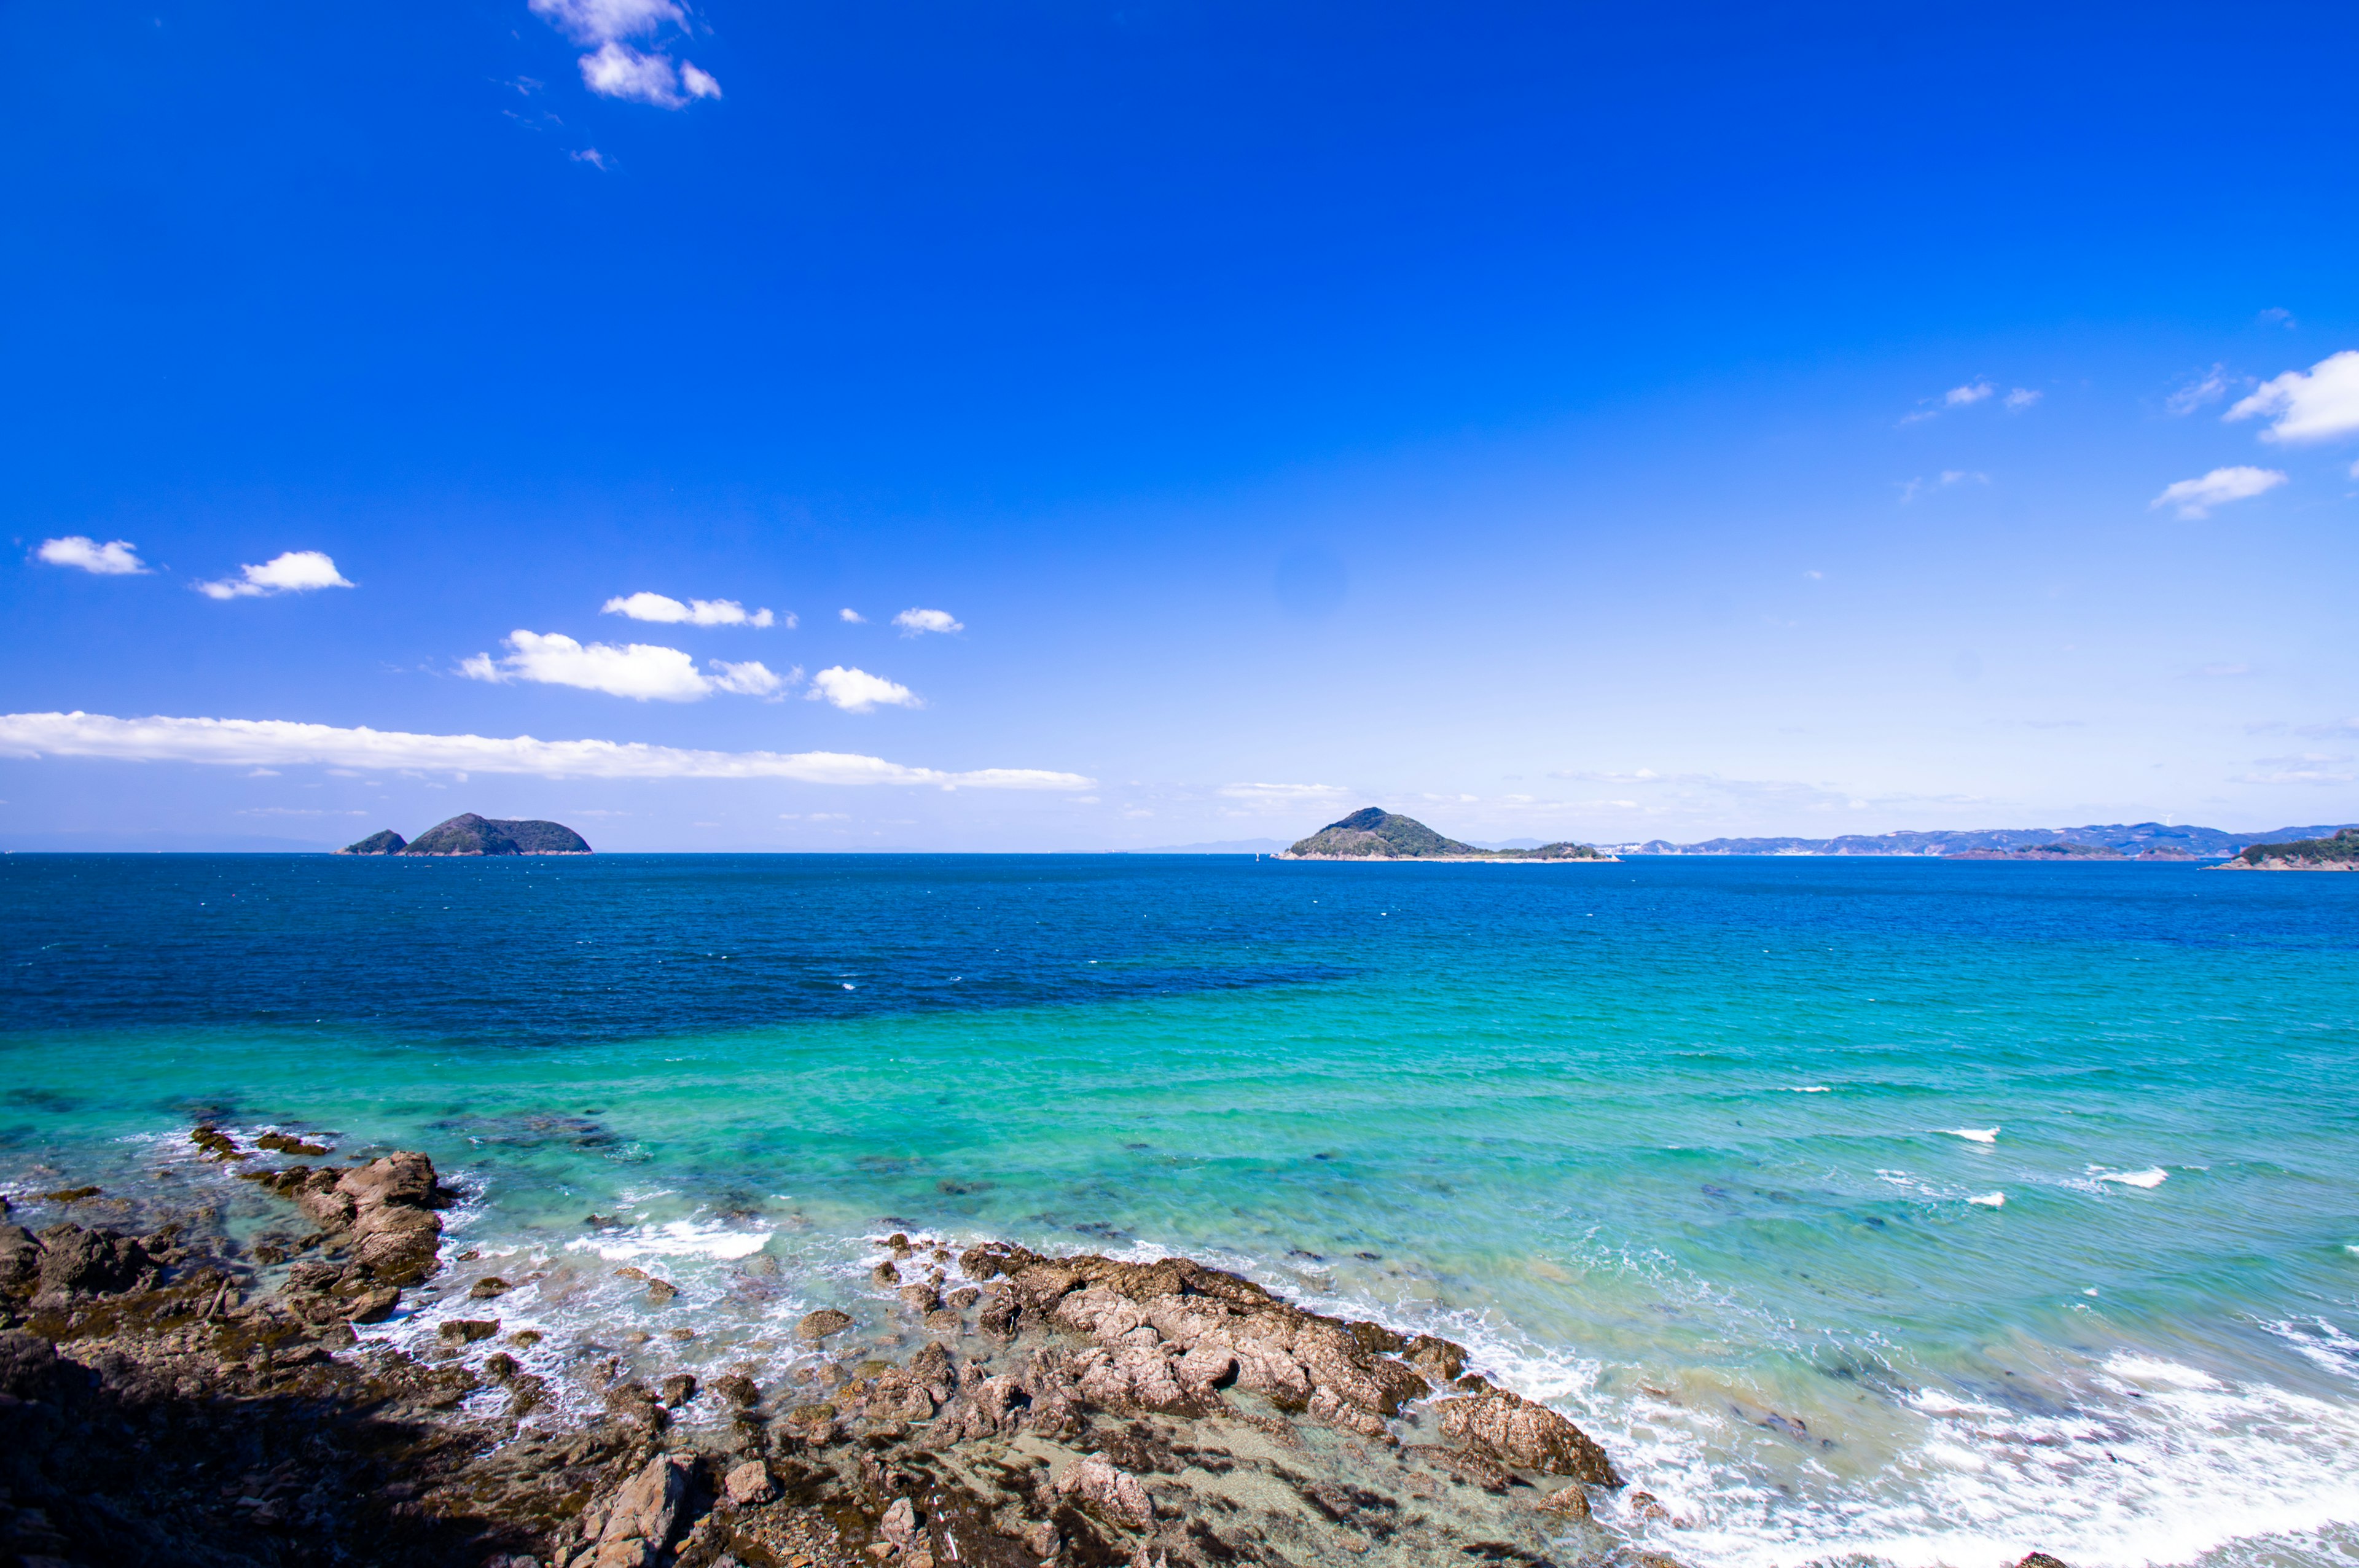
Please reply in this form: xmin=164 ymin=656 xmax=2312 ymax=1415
xmin=4 ymin=0 xmax=2357 ymax=850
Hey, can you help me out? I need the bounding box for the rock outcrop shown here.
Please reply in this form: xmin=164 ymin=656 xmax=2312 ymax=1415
xmin=338 ymin=829 xmax=408 ymax=855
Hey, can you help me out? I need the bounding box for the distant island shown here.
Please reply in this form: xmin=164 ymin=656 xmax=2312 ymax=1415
xmin=1604 ymin=821 xmax=2359 ymax=858
xmin=1283 ymin=808 xmax=1612 ymax=861
xmin=2221 ymin=827 xmax=2359 ymax=871
xmin=338 ymin=813 xmax=591 ymax=857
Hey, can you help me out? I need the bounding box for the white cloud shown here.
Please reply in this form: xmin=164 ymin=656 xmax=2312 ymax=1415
xmin=195 ymin=550 xmax=354 ymax=599
xmin=0 ymin=711 xmax=1094 ymax=790
xmin=1218 ymin=782 xmax=1352 ymax=806
xmin=2150 ymin=466 xmax=2287 ymax=519
xmin=2166 ymin=365 xmax=2229 ymax=415
xmin=893 ymin=607 xmax=964 ymax=636
xmin=806 ymin=666 xmax=919 ymax=712
xmin=528 ymin=0 xmax=718 ymax=109
xmin=2237 ymin=754 xmax=2353 ymax=785
xmin=528 ymin=0 xmax=679 ymax=43
xmin=36 ymin=536 xmax=147 ymax=575
xmin=601 ymin=591 xmax=777 ymax=628
xmin=2003 ymin=388 xmax=2041 ymax=410
xmin=572 ymin=148 xmax=613 ymax=171
xmin=1945 ymin=382 xmax=1994 ymax=407
xmin=2226 ymin=351 xmax=2359 ymax=443
xmin=464 ymin=630 xmax=706 ymax=700
xmin=839 ymin=608 xmax=866 ymax=623
xmin=710 ymin=659 xmax=794 ymax=698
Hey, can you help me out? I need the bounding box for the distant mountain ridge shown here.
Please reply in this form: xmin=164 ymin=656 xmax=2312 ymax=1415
xmin=1285 ymin=808 xmax=1609 ymax=860
xmin=1608 ymin=822 xmax=2359 ymax=857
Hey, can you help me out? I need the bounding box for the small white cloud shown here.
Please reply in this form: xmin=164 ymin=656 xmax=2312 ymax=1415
xmin=807 ymin=666 xmax=919 ymax=712
xmin=36 ymin=536 xmax=147 ymax=575
xmin=709 ymin=658 xmax=795 ymax=698
xmin=462 ymin=630 xmax=713 ymax=701
xmin=195 ymin=550 xmax=353 ymax=599
xmin=892 ymin=607 xmax=964 ymax=636
xmin=1945 ymin=382 xmax=1995 ymax=407
xmin=246 ymin=767 xmax=281 ymax=777
xmin=2166 ymin=365 xmax=2230 ymax=415
xmin=679 ymin=61 xmax=721 ymax=98
xmin=579 ymin=41 xmax=691 ymax=106
xmin=2003 ymin=388 xmax=2041 ymax=410
xmin=571 ymin=148 xmax=612 ymax=171
xmin=839 ymin=607 xmax=866 ymax=623
xmin=602 ymin=591 xmax=777 ymax=627
xmin=2150 ymin=466 xmax=2287 ymax=519
xmin=2226 ymin=351 xmax=2359 ymax=444
xmin=528 ymin=0 xmax=682 ymax=45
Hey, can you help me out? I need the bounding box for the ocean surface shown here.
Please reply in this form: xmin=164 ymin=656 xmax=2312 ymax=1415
xmin=4 ymin=852 xmax=2356 ymax=1567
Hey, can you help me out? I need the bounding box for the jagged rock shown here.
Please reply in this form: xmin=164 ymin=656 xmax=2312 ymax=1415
xmin=1533 ymin=1484 xmax=1592 ymax=1519
xmin=712 ymin=1372 xmax=761 ymax=1406
xmin=882 ymin=1497 xmax=919 ymax=1547
xmin=797 ymin=1308 xmax=854 ymax=1341
xmin=1058 ymin=1454 xmax=1154 ymax=1530
xmin=0 ymin=1224 xmax=41 ymax=1294
xmin=724 ymin=1459 xmax=777 ymax=1507
xmin=646 ymin=1278 xmax=679 ymax=1305
xmin=593 ymin=1453 xmax=691 ymax=1567
xmin=471 ymin=1276 xmax=512 ymax=1299
xmin=439 ymin=1319 xmax=500 ymax=1344
xmin=872 ymin=1260 xmax=902 ymax=1286
xmin=33 ymin=1225 xmax=155 ymax=1299
xmin=660 ymin=1373 xmax=697 ymax=1407
xmin=899 ymin=1282 xmax=943 ymax=1315
xmin=1434 ymin=1386 xmax=1620 ymax=1485
xmin=2017 ymin=1556 xmax=2072 ymax=1568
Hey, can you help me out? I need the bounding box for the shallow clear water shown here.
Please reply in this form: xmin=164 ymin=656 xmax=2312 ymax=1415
xmin=4 ymin=852 xmax=2357 ymax=1566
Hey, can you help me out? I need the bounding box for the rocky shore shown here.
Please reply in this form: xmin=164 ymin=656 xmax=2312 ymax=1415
xmin=1 ymin=1132 xmax=2078 ymax=1568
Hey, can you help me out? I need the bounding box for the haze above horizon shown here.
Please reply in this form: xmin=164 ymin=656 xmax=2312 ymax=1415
xmin=5 ymin=1 xmax=2356 ymax=852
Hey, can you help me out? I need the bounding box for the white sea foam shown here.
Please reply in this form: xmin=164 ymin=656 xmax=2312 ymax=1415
xmin=1779 ymin=1086 xmax=1831 ymax=1093
xmin=1939 ymin=1126 xmax=1999 ymax=1143
xmin=2095 ymin=1166 xmax=2168 ymax=1188
xmin=573 ymin=1218 xmax=775 ymax=1262
xmin=1967 ymin=1191 xmax=2005 ymax=1207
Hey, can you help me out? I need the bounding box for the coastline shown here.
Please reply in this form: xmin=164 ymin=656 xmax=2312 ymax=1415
xmin=5 ymin=1135 xmax=1667 ymax=1568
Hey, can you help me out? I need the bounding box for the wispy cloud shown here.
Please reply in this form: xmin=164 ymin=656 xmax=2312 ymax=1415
xmin=1945 ymin=381 xmax=1994 ymax=407
xmin=2165 ymin=364 xmax=2231 ymax=415
xmin=2003 ymin=388 xmax=2041 ymax=410
xmin=0 ymin=711 xmax=1094 ymax=790
xmin=2226 ymin=350 xmax=2359 ymax=444
xmin=1898 ymin=470 xmax=1988 ymax=504
xmin=839 ymin=608 xmax=867 ymax=623
xmin=36 ymin=536 xmax=147 ymax=575
xmin=806 ymin=666 xmax=919 ymax=712
xmin=195 ymin=550 xmax=353 ymax=599
xmin=461 ymin=630 xmax=793 ymax=701
xmin=2150 ymin=466 xmax=2287 ymax=519
xmin=1216 ymin=783 xmax=1352 ymax=813
xmin=602 ymin=591 xmax=779 ymax=628
xmin=2237 ymin=754 xmax=2353 ymax=785
xmin=892 ymin=607 xmax=964 ymax=636
xmin=527 ymin=0 xmax=719 ymax=109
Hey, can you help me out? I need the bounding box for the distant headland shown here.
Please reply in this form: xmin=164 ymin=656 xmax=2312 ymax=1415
xmin=338 ymin=813 xmax=591 ymax=857
xmin=1281 ymin=808 xmax=1613 ymax=861
xmin=2222 ymin=827 xmax=2359 ymax=870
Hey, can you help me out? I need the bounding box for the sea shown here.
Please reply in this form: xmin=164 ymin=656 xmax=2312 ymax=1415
xmin=3 ymin=852 xmax=2355 ymax=1567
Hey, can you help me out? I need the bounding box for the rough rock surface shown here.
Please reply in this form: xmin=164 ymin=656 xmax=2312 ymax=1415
xmin=1 ymin=1136 xmax=1657 ymax=1568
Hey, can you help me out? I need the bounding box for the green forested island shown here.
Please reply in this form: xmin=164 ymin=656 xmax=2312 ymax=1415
xmin=2227 ymin=827 xmax=2359 ymax=870
xmin=338 ymin=814 xmax=592 ymax=856
xmin=1283 ymin=808 xmax=1611 ymax=861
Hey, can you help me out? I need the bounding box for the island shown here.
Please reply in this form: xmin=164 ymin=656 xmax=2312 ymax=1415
xmin=2219 ymin=827 xmax=2359 ymax=870
xmin=338 ymin=814 xmax=592 ymax=856
xmin=1282 ymin=808 xmax=1613 ymax=861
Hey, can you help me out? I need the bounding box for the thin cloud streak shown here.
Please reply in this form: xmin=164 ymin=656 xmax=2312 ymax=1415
xmin=0 ymin=712 xmax=1095 ymax=790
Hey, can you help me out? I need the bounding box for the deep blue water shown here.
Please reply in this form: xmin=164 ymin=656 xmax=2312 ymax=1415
xmin=4 ymin=853 xmax=2357 ymax=1567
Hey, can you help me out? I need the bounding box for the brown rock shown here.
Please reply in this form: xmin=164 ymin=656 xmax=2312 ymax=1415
xmin=945 ymin=1285 xmax=979 ymax=1309
xmin=1435 ymin=1386 xmax=1620 ymax=1485
xmin=645 ymin=1278 xmax=679 ymax=1305
xmin=2018 ymin=1557 xmax=2072 ymax=1568
xmin=1058 ymin=1454 xmax=1154 ymax=1529
xmin=1403 ymin=1443 xmax=1513 ymax=1493
xmin=713 ymin=1371 xmax=762 ymax=1406
xmin=660 ymin=1373 xmax=697 ymax=1407
xmin=797 ymin=1308 xmax=854 ymax=1341
xmin=1534 ymin=1484 xmax=1592 ymax=1520
xmin=469 ymin=1276 xmax=512 ymax=1299
xmin=724 ymin=1459 xmax=778 ymax=1507
xmin=595 ymin=1453 xmax=692 ymax=1567
xmin=33 ymin=1225 xmax=155 ymax=1298
xmin=872 ymin=1260 xmax=902 ymax=1286
xmin=439 ymin=1319 xmax=500 ymax=1344
xmin=346 ymin=1285 xmax=402 ymax=1323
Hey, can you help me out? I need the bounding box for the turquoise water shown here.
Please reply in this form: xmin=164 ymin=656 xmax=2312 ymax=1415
xmin=6 ymin=853 xmax=2358 ymax=1566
